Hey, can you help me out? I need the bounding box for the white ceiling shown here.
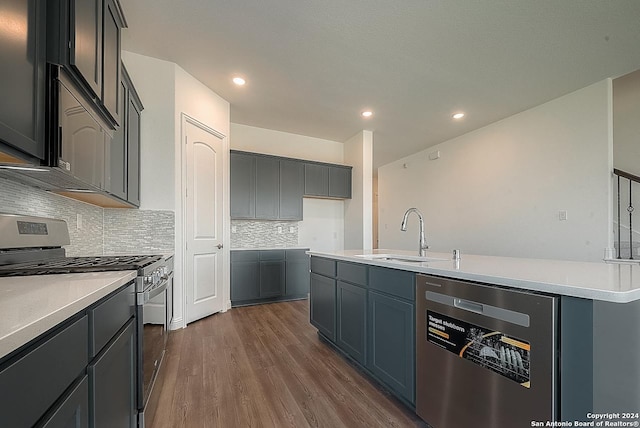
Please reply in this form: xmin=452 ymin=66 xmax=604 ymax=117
xmin=121 ymin=0 xmax=640 ymax=168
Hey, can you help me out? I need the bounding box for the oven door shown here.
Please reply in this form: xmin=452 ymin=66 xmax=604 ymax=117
xmin=136 ymin=279 xmax=169 ymax=412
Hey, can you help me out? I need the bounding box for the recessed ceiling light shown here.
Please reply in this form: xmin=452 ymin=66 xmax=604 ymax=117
xmin=361 ymin=111 xmax=373 ymax=118
xmin=232 ymin=77 xmax=246 ymax=86
xmin=452 ymin=112 xmax=465 ymax=119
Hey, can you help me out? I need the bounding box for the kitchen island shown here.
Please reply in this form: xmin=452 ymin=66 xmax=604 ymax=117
xmin=307 ymin=249 xmax=640 ymax=426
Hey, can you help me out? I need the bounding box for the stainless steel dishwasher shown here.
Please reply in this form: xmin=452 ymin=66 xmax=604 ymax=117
xmin=416 ymin=274 xmax=558 ymax=428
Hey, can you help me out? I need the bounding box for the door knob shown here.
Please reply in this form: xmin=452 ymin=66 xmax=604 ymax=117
xmin=217 ymin=244 xmax=223 ymax=249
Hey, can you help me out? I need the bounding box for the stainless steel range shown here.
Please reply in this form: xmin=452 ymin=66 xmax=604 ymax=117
xmin=0 ymin=213 xmax=171 ymax=427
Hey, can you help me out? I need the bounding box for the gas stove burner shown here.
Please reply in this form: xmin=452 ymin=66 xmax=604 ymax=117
xmin=0 ymin=255 xmax=164 ymax=277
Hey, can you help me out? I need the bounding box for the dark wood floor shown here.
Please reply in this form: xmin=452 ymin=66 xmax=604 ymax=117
xmin=147 ymin=299 xmax=426 ymax=427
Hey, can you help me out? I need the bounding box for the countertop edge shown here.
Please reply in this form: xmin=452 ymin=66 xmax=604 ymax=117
xmin=306 ymin=251 xmax=640 ymax=303
xmin=0 ymin=271 xmax=137 ymax=361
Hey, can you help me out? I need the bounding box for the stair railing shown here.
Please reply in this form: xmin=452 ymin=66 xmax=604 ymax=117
xmin=613 ymin=169 xmax=640 ymax=260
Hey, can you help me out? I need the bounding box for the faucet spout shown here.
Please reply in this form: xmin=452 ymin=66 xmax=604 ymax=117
xmin=400 ymin=208 xmax=428 ymax=257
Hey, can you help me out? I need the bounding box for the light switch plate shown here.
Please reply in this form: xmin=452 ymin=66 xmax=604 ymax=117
xmin=559 ymin=210 xmax=568 ymax=221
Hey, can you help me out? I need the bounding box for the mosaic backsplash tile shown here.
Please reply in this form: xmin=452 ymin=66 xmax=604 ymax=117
xmin=231 ymin=220 xmax=299 ymax=248
xmin=104 ymin=209 xmax=175 ymax=255
xmin=0 ymin=177 xmax=103 ymax=256
xmin=0 ymin=177 xmax=175 ymax=256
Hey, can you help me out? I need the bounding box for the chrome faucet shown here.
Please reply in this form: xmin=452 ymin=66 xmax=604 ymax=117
xmin=400 ymin=208 xmax=428 ymax=257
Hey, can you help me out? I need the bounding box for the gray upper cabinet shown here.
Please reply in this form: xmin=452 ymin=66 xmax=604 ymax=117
xmin=230 ymin=150 xmax=351 ymax=220
xmin=304 ymin=163 xmax=329 ymax=196
xmin=255 ymin=157 xmax=280 ymax=219
xmin=69 ymin=0 xmax=102 ymax=98
xmin=304 ymin=162 xmax=352 ymax=199
xmin=329 ymin=166 xmax=352 ymax=198
xmin=230 ymin=152 xmax=256 ymax=218
xmin=48 ymin=0 xmax=126 ymax=128
xmin=0 ymin=0 xmax=47 ymax=161
xmin=230 ymin=151 xmax=306 ymax=221
xmin=101 ymin=0 xmax=122 ymax=124
xmin=106 ymin=64 xmax=142 ymax=207
xmin=279 ymin=160 xmax=304 ymax=220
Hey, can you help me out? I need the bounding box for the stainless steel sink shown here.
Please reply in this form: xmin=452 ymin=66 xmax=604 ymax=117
xmin=353 ymin=253 xmax=448 ymax=263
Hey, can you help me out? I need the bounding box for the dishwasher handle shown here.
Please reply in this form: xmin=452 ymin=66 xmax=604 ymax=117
xmin=454 ymin=298 xmax=484 ymax=314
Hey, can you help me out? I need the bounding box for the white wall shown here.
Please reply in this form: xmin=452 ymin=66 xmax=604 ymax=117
xmin=121 ymin=51 xmax=176 ymax=211
xmin=344 ymin=130 xmax=373 ymax=250
xmin=613 ymin=68 xmax=640 ymax=176
xmin=230 ymin=123 xmax=345 ymax=252
xmin=122 ymin=51 xmax=231 ymax=328
xmin=378 ymin=80 xmax=613 ymax=262
xmin=230 ymin=123 xmax=343 ymax=163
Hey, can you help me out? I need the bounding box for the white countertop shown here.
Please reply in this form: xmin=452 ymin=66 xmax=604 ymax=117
xmin=307 ymin=249 xmax=640 ymax=303
xmin=231 ymin=246 xmax=310 ymax=251
xmin=0 ymin=271 xmax=137 ymax=360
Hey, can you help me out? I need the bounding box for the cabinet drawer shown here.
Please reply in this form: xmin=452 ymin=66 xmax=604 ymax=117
xmin=0 ymin=315 xmax=88 ymax=428
xmin=369 ymin=267 xmax=415 ymax=301
xmin=310 ymin=257 xmax=336 ymax=277
xmin=40 ymin=375 xmax=89 ymax=428
xmin=89 ymin=283 xmax=135 ymax=358
xmin=337 ymin=261 xmax=368 ymax=287
xmin=260 ymin=250 xmax=285 ymax=261
xmin=285 ymin=249 xmax=309 ymax=261
xmin=231 ymin=250 xmax=260 ymax=262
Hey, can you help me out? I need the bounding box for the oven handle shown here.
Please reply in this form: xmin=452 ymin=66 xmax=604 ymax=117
xmin=138 ymin=280 xmax=168 ymax=306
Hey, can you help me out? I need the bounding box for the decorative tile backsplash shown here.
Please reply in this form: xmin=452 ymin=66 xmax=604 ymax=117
xmin=231 ymin=220 xmax=299 ymax=248
xmin=104 ymin=209 xmax=174 ymax=255
xmin=0 ymin=177 xmax=104 ymax=256
xmin=0 ymin=177 xmax=175 ymax=256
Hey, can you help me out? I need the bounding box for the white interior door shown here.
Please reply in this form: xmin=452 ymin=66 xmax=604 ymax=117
xmin=184 ymin=116 xmax=225 ymax=324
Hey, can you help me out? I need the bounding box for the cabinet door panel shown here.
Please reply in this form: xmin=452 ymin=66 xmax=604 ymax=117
xmin=279 ymin=160 xmax=303 ymax=220
xmin=230 ymin=153 xmax=256 ymax=218
xmin=230 ymin=261 xmax=259 ymax=302
xmin=367 ymin=291 xmax=415 ymax=404
xmin=40 ymin=376 xmax=89 ymax=428
xmin=285 ymin=251 xmax=310 ymax=297
xmin=101 ymin=0 xmax=121 ymax=124
xmin=126 ymin=97 xmax=140 ymax=206
xmin=106 ymin=79 xmax=127 ymax=200
xmin=255 ymin=157 xmax=279 ymax=219
xmin=304 ymin=163 xmax=328 ymax=196
xmin=259 ymin=260 xmax=285 ymax=298
xmin=329 ymin=166 xmax=352 ymax=198
xmin=89 ymin=320 xmax=136 ymax=428
xmin=0 ymin=0 xmax=46 ymax=159
xmin=0 ymin=316 xmax=88 ymax=428
xmin=310 ymin=273 xmax=336 ymax=341
xmin=337 ymin=281 xmax=367 ymax=365
xmin=70 ymin=0 xmax=102 ymax=97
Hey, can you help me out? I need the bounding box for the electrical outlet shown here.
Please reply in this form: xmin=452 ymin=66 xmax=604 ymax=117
xmin=559 ymin=210 xmax=568 ymax=221
xmin=289 ymin=226 xmax=295 ymax=233
xmin=231 ymin=226 xmax=237 ymax=233
xmin=277 ymin=226 xmax=283 ymax=234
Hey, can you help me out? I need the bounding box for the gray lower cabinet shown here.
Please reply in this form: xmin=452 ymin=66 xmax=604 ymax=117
xmin=337 ymin=281 xmax=367 ymax=365
xmin=310 ymin=272 xmax=336 ymax=341
xmin=367 ymin=290 xmax=415 ymax=405
xmin=259 ymin=260 xmax=285 ymax=298
xmin=41 ymin=376 xmax=89 ymax=428
xmin=309 ymin=256 xmax=415 ymax=406
xmin=0 ymin=281 xmax=136 ymax=427
xmin=90 ymin=320 xmax=136 ymax=428
xmin=231 ymin=249 xmax=310 ymax=306
xmin=230 ymin=252 xmax=260 ymax=302
xmin=285 ymin=250 xmax=310 ymax=296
